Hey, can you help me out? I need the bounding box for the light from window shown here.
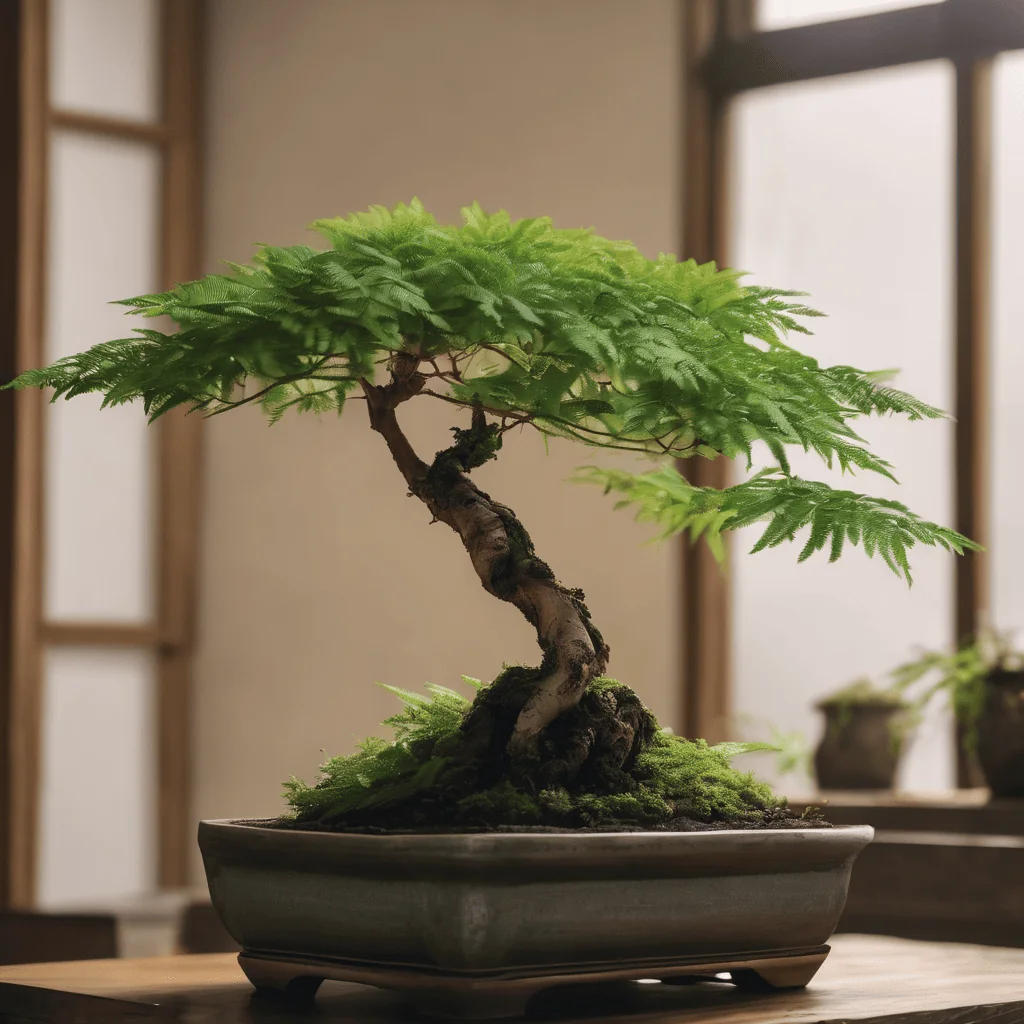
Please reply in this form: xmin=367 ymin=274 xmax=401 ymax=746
xmin=730 ymin=62 xmax=956 ymax=795
xmin=990 ymin=53 xmax=1024 ymax=639
xmin=758 ymin=0 xmax=943 ymax=31
xmin=37 ymin=647 xmax=157 ymax=906
xmin=43 ymin=132 xmax=158 ymax=626
xmin=50 ymin=0 xmax=160 ymax=123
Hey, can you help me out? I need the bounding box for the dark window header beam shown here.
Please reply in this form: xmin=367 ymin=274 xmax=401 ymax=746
xmin=705 ymin=0 xmax=1024 ymax=96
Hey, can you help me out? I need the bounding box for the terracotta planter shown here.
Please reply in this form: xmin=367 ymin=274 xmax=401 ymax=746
xmin=977 ymin=669 xmax=1024 ymax=799
xmin=814 ymin=703 xmax=906 ymax=790
xmin=199 ymin=819 xmax=872 ymax=1019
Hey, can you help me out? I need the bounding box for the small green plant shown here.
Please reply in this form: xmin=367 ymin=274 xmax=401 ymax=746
xmin=725 ymin=713 xmax=814 ymax=781
xmin=5 ymin=200 xmax=979 ymax=830
xmin=891 ymin=631 xmax=1023 ymax=753
xmin=817 ymin=677 xmax=907 ymax=709
xmin=769 ymin=727 xmax=814 ymax=780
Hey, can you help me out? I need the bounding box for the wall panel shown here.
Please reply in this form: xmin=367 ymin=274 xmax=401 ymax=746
xmin=43 ymin=131 xmax=158 ymax=625
xmin=36 ymin=646 xmax=156 ymax=905
xmin=50 ymin=0 xmax=160 ymax=122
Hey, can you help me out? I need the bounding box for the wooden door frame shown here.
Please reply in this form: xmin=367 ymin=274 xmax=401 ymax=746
xmin=681 ymin=0 xmax=1024 ymax=783
xmin=0 ymin=0 xmax=24 ymax=910
xmin=679 ymin=0 xmax=754 ymax=743
xmin=156 ymin=0 xmax=205 ymax=888
xmin=3 ymin=0 xmax=47 ymax=910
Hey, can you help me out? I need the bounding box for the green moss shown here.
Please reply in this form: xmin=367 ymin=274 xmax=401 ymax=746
xmin=634 ymin=735 xmax=780 ymax=821
xmin=457 ymin=782 xmax=546 ymax=826
xmin=283 ymin=678 xmax=793 ymax=832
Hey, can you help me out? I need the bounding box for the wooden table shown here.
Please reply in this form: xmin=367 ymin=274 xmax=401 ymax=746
xmin=1 ymin=934 xmax=1023 ymax=1022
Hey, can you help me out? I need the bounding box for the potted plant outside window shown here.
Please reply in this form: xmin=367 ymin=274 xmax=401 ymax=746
xmin=813 ymin=679 xmax=912 ymax=791
xmin=892 ymin=631 xmax=1024 ymax=799
xmin=8 ymin=201 xmax=977 ymax=1018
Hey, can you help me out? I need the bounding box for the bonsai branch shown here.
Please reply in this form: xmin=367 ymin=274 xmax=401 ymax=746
xmin=418 ymin=389 xmax=706 ymax=455
xmin=200 ymin=355 xmax=361 ymax=418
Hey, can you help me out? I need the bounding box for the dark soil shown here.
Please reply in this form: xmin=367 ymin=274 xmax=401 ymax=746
xmin=249 ymin=811 xmax=829 ymax=836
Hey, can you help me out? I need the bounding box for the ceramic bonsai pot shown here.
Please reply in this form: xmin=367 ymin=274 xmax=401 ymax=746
xmin=977 ymin=669 xmax=1024 ymax=798
xmin=814 ymin=702 xmax=906 ymax=790
xmin=199 ymin=819 xmax=873 ymax=1018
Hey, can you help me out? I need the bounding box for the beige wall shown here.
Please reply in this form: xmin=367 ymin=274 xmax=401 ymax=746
xmin=193 ymin=0 xmax=682 ymax=845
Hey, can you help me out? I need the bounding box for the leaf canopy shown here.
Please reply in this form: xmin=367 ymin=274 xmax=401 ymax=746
xmin=6 ymin=199 xmax=977 ymax=579
xmin=10 ymin=200 xmax=936 ymax=456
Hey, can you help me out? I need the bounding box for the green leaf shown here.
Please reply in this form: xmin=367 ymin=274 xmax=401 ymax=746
xmin=576 ymin=464 xmax=981 ymax=583
xmin=710 ymin=741 xmax=782 ymax=760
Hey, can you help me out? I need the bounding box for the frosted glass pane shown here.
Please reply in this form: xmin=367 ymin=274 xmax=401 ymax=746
xmin=758 ymin=0 xmax=942 ymax=30
xmin=991 ymin=53 xmax=1024 ymax=637
xmin=50 ymin=0 xmax=160 ymax=122
xmin=730 ymin=63 xmax=955 ymax=794
xmin=37 ymin=647 xmax=156 ymax=906
xmin=44 ymin=131 xmax=158 ymax=623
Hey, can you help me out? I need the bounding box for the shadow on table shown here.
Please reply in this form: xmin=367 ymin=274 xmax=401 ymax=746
xmin=238 ymin=976 xmax=820 ymax=1023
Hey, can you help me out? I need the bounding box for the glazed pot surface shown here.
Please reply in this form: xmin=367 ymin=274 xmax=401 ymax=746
xmin=977 ymin=670 xmax=1024 ymax=798
xmin=199 ymin=820 xmax=873 ymax=973
xmin=814 ymin=704 xmax=905 ymax=790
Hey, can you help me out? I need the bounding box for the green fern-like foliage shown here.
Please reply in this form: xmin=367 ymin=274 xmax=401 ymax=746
xmin=283 ymin=678 xmax=787 ymax=829
xmin=6 ymin=199 xmax=976 ymax=576
xmin=575 ymin=465 xmax=976 ymax=585
xmin=282 ymin=681 xmax=482 ymax=822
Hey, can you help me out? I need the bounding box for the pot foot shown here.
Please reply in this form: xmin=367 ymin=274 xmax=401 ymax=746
xmin=238 ymin=954 xmax=323 ymax=1001
xmin=657 ymin=949 xmax=827 ymax=991
xmin=236 ymin=946 xmax=828 ymax=1015
xmin=729 ymin=955 xmax=825 ymax=991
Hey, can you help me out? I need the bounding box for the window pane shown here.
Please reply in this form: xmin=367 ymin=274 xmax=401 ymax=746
xmin=50 ymin=0 xmax=161 ymax=122
xmin=991 ymin=53 xmax=1024 ymax=637
xmin=36 ymin=647 xmax=156 ymax=906
xmin=730 ymin=63 xmax=955 ymax=793
xmin=758 ymin=0 xmax=942 ymax=31
xmin=44 ymin=131 xmax=158 ymax=624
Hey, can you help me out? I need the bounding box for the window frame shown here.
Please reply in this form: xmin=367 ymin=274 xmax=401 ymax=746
xmin=2 ymin=0 xmax=204 ymax=907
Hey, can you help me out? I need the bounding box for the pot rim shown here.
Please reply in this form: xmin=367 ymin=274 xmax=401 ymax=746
xmin=198 ymin=818 xmax=873 ymax=858
xmin=198 ymin=819 xmax=873 ymax=879
xmin=815 ymin=698 xmax=907 ymax=712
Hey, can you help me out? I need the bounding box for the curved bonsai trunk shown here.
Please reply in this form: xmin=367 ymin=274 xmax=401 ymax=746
xmin=361 ymin=358 xmax=609 ymax=757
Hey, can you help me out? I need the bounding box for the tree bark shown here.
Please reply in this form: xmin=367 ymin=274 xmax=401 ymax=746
xmin=360 ymin=357 xmax=609 ymax=757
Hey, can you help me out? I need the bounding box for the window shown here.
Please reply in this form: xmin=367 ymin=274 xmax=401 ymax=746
xmin=682 ymin=0 xmax=1024 ymax=789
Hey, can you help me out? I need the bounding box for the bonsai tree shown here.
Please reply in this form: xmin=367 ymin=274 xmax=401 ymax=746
xmin=8 ymin=201 xmax=977 ymax=831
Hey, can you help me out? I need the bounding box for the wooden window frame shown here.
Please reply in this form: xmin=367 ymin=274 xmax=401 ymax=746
xmin=0 ymin=0 xmax=27 ymax=911
xmin=1 ymin=0 xmax=204 ymax=908
xmin=681 ymin=0 xmax=1024 ymax=785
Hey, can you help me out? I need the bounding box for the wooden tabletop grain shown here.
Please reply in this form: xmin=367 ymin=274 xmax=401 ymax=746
xmin=0 ymin=933 xmax=1022 ymax=1023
